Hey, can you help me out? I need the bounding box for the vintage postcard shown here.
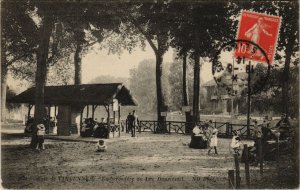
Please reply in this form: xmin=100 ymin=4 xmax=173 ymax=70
xmin=1 ymin=0 xmax=299 ymax=189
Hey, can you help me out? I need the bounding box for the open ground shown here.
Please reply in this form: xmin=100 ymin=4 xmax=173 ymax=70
xmin=1 ymin=124 xmax=298 ymax=189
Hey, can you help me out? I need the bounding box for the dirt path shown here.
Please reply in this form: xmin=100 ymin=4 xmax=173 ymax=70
xmin=1 ymin=132 xmax=296 ymax=189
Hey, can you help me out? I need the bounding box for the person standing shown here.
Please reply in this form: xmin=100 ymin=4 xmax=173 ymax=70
xmin=253 ymin=120 xmax=262 ymax=139
xmin=126 ymin=113 xmax=131 ymax=133
xmin=208 ymin=126 xmax=218 ymax=155
xmin=36 ymin=124 xmax=45 ymax=150
xmin=127 ymin=112 xmax=135 ymax=137
xmin=132 ymin=110 xmax=139 ymax=133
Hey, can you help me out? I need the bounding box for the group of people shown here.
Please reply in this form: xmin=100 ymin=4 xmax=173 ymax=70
xmin=190 ymin=120 xmax=219 ymax=154
xmin=189 ymin=115 xmax=292 ymax=163
xmin=189 ymin=119 xmax=261 ymax=157
xmin=126 ymin=110 xmax=139 ymax=137
xmin=80 ymin=118 xmax=109 ymax=138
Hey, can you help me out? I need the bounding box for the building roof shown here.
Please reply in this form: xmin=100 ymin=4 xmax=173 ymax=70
xmin=8 ymin=83 xmax=137 ymax=106
xmin=203 ymin=72 xmax=248 ymax=87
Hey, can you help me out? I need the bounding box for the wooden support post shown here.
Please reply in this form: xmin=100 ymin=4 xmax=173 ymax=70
xmin=107 ymin=105 xmax=110 ymax=139
xmin=86 ymin=105 xmax=89 ymax=118
xmin=118 ymin=105 xmax=121 ymax=125
xmin=168 ymin=122 xmax=171 ymax=134
xmin=113 ymin=111 xmax=116 ymax=124
xmin=27 ymin=104 xmax=33 ymax=121
xmin=244 ymin=144 xmax=250 ymax=187
xmin=54 ymin=106 xmax=57 ymax=117
xmin=118 ymin=123 xmax=121 ymax=138
xmin=92 ymin=105 xmax=95 ymax=119
xmin=46 ymin=105 xmax=51 ymax=134
xmin=228 ymin=170 xmax=235 ymax=189
xmin=118 ymin=105 xmax=122 ymax=134
xmin=234 ymin=154 xmax=241 ymax=189
xmin=47 ymin=105 xmax=51 ymax=117
xmin=276 ymin=136 xmax=279 ymax=173
xmin=258 ymin=138 xmax=263 ymax=176
xmin=80 ymin=107 xmax=83 ymax=127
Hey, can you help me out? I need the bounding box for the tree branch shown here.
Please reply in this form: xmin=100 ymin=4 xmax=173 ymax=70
xmin=127 ymin=17 xmax=158 ymax=55
xmin=6 ymin=53 xmax=32 ymax=66
xmin=116 ymin=7 xmax=158 ymax=55
xmin=85 ymin=31 xmax=115 ymax=48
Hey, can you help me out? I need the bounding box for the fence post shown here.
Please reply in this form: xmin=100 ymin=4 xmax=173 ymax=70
xmin=107 ymin=125 xmax=110 ymax=139
xmin=228 ymin=170 xmax=235 ymax=189
xmin=168 ymin=122 xmax=171 ymax=134
xmin=244 ymin=144 xmax=250 ymax=187
xmin=154 ymin=122 xmax=156 ymax=133
xmin=139 ymin=121 xmax=141 ymax=134
xmin=234 ymin=154 xmax=241 ymax=189
xmin=258 ymin=138 xmax=263 ymax=176
xmin=112 ymin=125 xmax=115 ymax=138
xmin=276 ymin=136 xmax=279 ymax=175
xmin=226 ymin=123 xmax=229 ymax=136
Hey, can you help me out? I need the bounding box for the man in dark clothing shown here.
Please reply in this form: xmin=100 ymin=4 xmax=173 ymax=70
xmin=127 ymin=112 xmax=135 ymax=137
xmin=127 ymin=113 xmax=135 ymax=137
xmin=126 ymin=113 xmax=131 ymax=133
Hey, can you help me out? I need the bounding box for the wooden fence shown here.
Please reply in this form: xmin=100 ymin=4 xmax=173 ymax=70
xmin=121 ymin=120 xmax=264 ymax=139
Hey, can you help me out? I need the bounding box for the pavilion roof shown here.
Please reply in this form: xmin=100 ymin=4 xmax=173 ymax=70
xmin=8 ymin=83 xmax=137 ymax=106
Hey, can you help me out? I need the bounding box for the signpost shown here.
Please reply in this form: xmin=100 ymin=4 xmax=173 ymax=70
xmin=161 ymin=112 xmax=167 ymax=117
xmin=182 ymin=106 xmax=191 ymax=112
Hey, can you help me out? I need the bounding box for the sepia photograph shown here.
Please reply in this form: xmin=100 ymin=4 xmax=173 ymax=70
xmin=1 ymin=0 xmax=299 ymax=189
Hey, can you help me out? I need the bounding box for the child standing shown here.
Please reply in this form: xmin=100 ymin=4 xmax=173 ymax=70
xmin=208 ymin=126 xmax=218 ymax=155
xmin=36 ymin=124 xmax=45 ymax=150
xmin=96 ymin=140 xmax=107 ymax=152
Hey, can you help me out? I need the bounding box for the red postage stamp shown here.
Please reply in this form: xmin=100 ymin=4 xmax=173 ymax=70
xmin=235 ymin=11 xmax=281 ymax=64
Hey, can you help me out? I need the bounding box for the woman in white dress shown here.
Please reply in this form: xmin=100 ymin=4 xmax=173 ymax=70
xmin=208 ymin=126 xmax=218 ymax=155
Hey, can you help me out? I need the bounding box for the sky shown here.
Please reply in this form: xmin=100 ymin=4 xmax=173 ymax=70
xmin=7 ymin=43 xmax=214 ymax=93
xmin=81 ymin=43 xmax=214 ymax=84
xmin=82 ymin=44 xmax=171 ymax=83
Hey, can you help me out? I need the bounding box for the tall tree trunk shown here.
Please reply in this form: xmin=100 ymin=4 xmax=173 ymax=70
xmin=74 ymin=42 xmax=83 ymax=85
xmin=1 ymin=61 xmax=7 ymax=123
xmin=182 ymin=52 xmax=189 ymax=108
xmin=74 ymin=27 xmax=85 ymax=85
xmin=155 ymin=51 xmax=166 ymax=132
xmin=193 ymin=50 xmax=200 ymax=123
xmin=182 ymin=52 xmax=193 ymax=133
xmin=282 ymin=48 xmax=292 ymax=116
xmin=31 ymin=16 xmax=54 ymax=147
xmin=282 ymin=31 xmax=296 ymax=116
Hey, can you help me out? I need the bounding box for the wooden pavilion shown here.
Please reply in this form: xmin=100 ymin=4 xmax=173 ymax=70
xmin=9 ymin=83 xmax=137 ymax=136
